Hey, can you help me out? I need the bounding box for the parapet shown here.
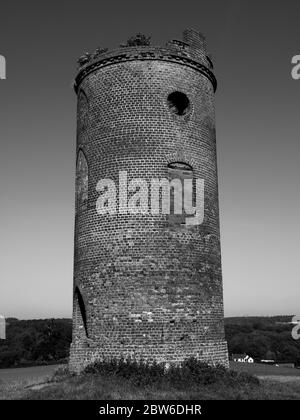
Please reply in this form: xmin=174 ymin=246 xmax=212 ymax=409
xmin=74 ymin=29 xmax=216 ymax=94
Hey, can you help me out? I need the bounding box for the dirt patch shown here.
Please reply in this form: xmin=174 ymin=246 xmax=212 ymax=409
xmin=25 ymin=382 xmax=55 ymax=391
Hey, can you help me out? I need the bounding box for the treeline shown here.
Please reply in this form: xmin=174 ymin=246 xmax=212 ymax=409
xmin=225 ymin=316 xmax=300 ymax=364
xmin=0 ymin=318 xmax=72 ymax=368
xmin=0 ymin=316 xmax=299 ymax=368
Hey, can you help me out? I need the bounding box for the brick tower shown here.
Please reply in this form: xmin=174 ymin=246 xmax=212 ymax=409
xmin=69 ymin=29 xmax=228 ymax=372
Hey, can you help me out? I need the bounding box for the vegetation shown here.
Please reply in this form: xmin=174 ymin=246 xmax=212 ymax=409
xmin=124 ymin=33 xmax=151 ymax=47
xmin=231 ymin=361 xmax=300 ymax=377
xmin=2 ymin=358 xmax=300 ymax=400
xmin=84 ymin=357 xmax=259 ymax=387
xmin=0 ymin=318 xmax=71 ymax=368
xmin=225 ymin=316 xmax=300 ymax=364
xmin=1 ymin=316 xmax=299 ymax=368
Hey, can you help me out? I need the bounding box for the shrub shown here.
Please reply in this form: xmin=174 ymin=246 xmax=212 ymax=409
xmin=83 ymin=357 xmax=260 ymax=389
xmin=125 ymin=33 xmax=151 ymax=47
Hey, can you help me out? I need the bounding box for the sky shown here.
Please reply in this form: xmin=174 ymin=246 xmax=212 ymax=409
xmin=0 ymin=0 xmax=299 ymax=319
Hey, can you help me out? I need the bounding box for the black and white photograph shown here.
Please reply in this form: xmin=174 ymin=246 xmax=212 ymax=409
xmin=0 ymin=0 xmax=300 ymax=408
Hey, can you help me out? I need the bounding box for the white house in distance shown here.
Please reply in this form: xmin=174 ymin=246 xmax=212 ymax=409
xmin=232 ymin=354 xmax=254 ymax=363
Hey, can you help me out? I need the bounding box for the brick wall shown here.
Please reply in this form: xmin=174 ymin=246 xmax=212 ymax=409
xmin=69 ymin=29 xmax=228 ymax=372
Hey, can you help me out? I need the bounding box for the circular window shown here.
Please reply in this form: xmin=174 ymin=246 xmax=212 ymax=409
xmin=167 ymin=91 xmax=190 ymax=116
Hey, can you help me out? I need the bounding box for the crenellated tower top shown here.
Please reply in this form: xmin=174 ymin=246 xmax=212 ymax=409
xmin=74 ymin=29 xmax=216 ymax=94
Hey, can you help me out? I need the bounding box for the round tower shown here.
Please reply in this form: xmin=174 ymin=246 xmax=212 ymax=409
xmin=69 ymin=29 xmax=228 ymax=372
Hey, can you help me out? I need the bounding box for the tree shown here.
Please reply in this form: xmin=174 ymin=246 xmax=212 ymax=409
xmin=280 ymin=345 xmax=299 ymax=363
xmin=265 ymin=350 xmax=276 ymax=360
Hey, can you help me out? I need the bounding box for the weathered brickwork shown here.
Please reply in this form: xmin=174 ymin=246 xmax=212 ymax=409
xmin=69 ymin=29 xmax=229 ymax=372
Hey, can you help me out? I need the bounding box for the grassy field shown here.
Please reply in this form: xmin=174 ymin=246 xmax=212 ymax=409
xmin=0 ymin=364 xmax=60 ymax=384
xmin=230 ymin=362 xmax=300 ymax=378
xmin=1 ymin=371 xmax=300 ymax=400
xmin=1 ymin=360 xmax=300 ymax=400
xmin=2 ymin=374 xmax=300 ymax=400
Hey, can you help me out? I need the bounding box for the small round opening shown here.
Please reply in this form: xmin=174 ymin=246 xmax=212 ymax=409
xmin=167 ymin=91 xmax=190 ymax=116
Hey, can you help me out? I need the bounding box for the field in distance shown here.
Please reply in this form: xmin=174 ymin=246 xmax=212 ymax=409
xmin=230 ymin=361 xmax=300 ymax=383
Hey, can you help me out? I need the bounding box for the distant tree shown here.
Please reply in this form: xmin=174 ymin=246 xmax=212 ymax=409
xmin=280 ymin=345 xmax=299 ymax=363
xmin=0 ymin=350 xmax=20 ymax=367
xmin=227 ymin=334 xmax=246 ymax=354
xmin=225 ymin=317 xmax=300 ymax=365
xmin=0 ymin=319 xmax=72 ymax=368
xmin=265 ymin=350 xmax=276 ymax=360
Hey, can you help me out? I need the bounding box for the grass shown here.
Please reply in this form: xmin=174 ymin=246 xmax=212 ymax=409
xmin=230 ymin=362 xmax=300 ymax=377
xmin=1 ymin=358 xmax=300 ymax=400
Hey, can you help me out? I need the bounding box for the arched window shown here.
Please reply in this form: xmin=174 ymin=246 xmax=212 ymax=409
xmin=76 ymin=150 xmax=88 ymax=213
xmin=167 ymin=162 xmax=194 ymax=226
xmin=74 ymin=287 xmax=88 ymax=337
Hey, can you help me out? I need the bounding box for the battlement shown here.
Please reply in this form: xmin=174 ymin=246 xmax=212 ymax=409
xmin=182 ymin=29 xmax=207 ymax=52
xmin=74 ymin=29 xmax=216 ymax=93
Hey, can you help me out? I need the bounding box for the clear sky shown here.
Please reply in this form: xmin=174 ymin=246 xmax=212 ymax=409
xmin=0 ymin=0 xmax=299 ymax=319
